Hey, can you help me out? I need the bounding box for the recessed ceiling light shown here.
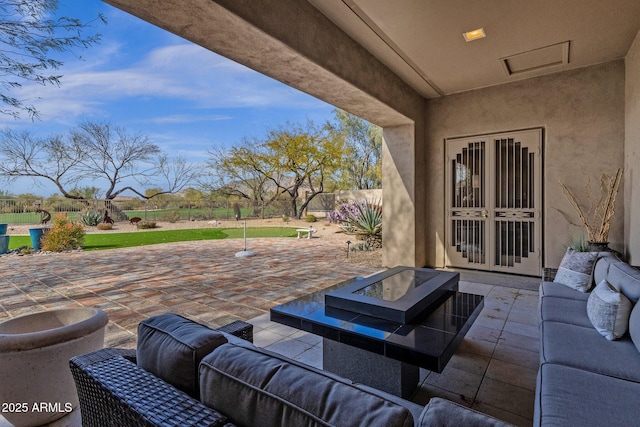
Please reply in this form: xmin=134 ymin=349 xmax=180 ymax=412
xmin=463 ymin=28 xmax=486 ymax=42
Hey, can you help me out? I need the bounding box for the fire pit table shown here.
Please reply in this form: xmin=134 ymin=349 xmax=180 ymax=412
xmin=270 ymin=266 xmax=483 ymax=398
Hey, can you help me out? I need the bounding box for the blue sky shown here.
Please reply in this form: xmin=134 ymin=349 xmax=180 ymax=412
xmin=2 ymin=0 xmax=335 ymax=196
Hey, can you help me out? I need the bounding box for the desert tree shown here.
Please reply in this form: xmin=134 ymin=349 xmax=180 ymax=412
xmin=0 ymin=121 xmax=199 ymax=202
xmin=206 ymin=120 xmax=345 ymax=219
xmin=330 ymin=109 xmax=382 ymax=189
xmin=0 ymin=0 xmax=105 ymax=119
xmin=182 ymin=187 xmax=205 ymax=207
xmin=203 ymin=138 xmax=278 ymax=217
xmin=68 ymin=186 xmax=102 ymax=200
xmin=260 ymin=120 xmax=344 ymax=218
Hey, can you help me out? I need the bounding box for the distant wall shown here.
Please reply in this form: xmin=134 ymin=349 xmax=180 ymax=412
xmin=305 ymin=189 xmax=383 ymax=217
xmin=335 ymin=189 xmax=383 ymax=204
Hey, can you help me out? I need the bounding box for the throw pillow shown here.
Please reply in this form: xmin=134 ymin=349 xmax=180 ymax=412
xmin=553 ymin=248 xmax=598 ymax=292
xmin=587 ymin=280 xmax=632 ymax=340
xmin=137 ymin=313 xmax=228 ymax=398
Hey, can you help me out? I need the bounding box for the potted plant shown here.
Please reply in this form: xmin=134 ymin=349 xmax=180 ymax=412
xmin=560 ymin=168 xmax=623 ymax=251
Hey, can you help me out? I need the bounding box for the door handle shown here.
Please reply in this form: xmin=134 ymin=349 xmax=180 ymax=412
xmin=482 ymin=210 xmax=489 ymax=219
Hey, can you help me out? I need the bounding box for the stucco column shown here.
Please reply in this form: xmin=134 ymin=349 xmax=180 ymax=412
xmin=382 ymin=123 xmax=427 ymax=268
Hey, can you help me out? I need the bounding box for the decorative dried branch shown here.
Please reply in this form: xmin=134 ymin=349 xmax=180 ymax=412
xmin=559 ymin=168 xmax=623 ymax=243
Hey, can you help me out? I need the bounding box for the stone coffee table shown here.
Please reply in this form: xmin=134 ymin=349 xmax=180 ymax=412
xmin=270 ymin=266 xmax=484 ymax=398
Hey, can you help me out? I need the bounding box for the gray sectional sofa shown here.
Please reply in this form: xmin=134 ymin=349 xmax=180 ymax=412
xmin=536 ymin=253 xmax=640 ymax=426
xmin=71 ymin=313 xmax=512 ymax=427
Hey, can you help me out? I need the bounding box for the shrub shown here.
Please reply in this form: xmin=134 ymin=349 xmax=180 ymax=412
xmin=305 ymin=214 xmax=317 ymax=223
xmin=96 ymin=223 xmax=112 ymax=230
xmin=137 ymin=220 xmax=157 ymax=229
xmin=160 ymin=210 xmax=181 ymax=223
xmin=338 ymin=200 xmax=382 ymax=248
xmin=327 ymin=210 xmax=344 ymax=224
xmin=350 ymin=242 xmax=373 ymax=252
xmin=328 ymin=202 xmax=362 ymax=224
xmin=190 ymin=213 xmax=209 ymax=221
xmin=40 ymin=214 xmax=85 ymax=252
xmin=18 ymin=246 xmax=34 ymax=255
xmin=80 ymin=210 xmax=102 ymax=226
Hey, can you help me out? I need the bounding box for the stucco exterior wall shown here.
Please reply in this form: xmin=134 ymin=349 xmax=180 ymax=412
xmin=626 ymin=31 xmax=640 ymax=265
xmin=425 ymin=61 xmax=625 ymax=268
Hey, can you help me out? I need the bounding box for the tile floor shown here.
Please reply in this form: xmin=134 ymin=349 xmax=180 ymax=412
xmin=252 ymin=281 xmax=539 ymax=426
xmin=0 ymin=237 xmax=539 ymax=426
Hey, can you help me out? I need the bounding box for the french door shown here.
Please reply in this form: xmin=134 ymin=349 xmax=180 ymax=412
xmin=445 ymin=129 xmax=542 ymax=276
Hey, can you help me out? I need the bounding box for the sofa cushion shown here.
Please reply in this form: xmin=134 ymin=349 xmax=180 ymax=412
xmin=540 ymin=321 xmax=640 ymax=382
xmin=539 ymin=296 xmax=591 ymax=328
xmin=137 ymin=313 xmax=227 ymax=399
xmin=539 ymin=282 xmax=591 ymax=301
xmin=419 ymin=397 xmax=513 ymax=427
xmin=593 ymin=252 xmax=620 ymax=284
xmin=199 ymin=342 xmax=417 ymax=427
xmin=553 ymin=248 xmax=598 ymax=292
xmin=628 ymin=302 xmax=640 ymax=354
xmin=587 ymin=280 xmax=632 ymax=340
xmin=606 ymin=261 xmax=640 ymax=303
xmin=534 ymin=363 xmax=640 ymax=427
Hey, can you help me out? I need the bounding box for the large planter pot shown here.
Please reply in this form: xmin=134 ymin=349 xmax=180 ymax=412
xmin=588 ymin=241 xmax=610 ymax=252
xmin=0 ymin=308 xmax=108 ymax=426
xmin=28 ymin=227 xmax=48 ymax=251
xmin=0 ymin=234 xmax=9 ymax=254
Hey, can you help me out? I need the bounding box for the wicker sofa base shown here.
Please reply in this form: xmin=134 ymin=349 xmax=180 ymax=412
xmin=71 ymin=348 xmax=233 ymax=427
xmin=70 ymin=320 xmax=252 ymax=427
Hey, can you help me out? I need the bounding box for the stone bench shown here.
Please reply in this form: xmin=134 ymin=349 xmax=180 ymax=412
xmin=296 ymin=228 xmax=316 ymax=239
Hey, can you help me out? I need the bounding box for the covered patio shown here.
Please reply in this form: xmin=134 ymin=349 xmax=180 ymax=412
xmin=4 ymin=1 xmax=639 ymax=425
xmin=1 ymin=237 xmax=538 ymax=426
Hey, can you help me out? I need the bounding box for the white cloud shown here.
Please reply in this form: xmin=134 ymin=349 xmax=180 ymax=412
xmin=142 ymin=114 xmax=234 ymax=125
xmin=0 ymin=42 xmax=328 ymax=127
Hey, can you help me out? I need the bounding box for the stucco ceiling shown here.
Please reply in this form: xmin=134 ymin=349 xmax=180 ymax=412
xmin=308 ymin=0 xmax=640 ymax=98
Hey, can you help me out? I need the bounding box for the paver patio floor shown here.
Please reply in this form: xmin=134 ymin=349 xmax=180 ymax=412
xmin=0 ymin=237 xmax=539 ymax=426
xmin=0 ymin=237 xmax=377 ymax=348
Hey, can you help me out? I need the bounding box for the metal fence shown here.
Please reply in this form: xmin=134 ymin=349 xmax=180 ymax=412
xmin=0 ymin=190 xmax=381 ymax=226
xmin=0 ymin=198 xmax=296 ymax=226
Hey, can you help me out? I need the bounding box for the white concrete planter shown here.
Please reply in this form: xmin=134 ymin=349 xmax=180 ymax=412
xmin=0 ymin=308 xmax=108 ymax=427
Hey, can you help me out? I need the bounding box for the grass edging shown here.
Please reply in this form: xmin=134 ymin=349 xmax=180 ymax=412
xmin=7 ymin=227 xmax=298 ymax=251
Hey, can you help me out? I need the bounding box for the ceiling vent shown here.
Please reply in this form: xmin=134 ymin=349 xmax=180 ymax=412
xmin=501 ymin=41 xmax=570 ymax=76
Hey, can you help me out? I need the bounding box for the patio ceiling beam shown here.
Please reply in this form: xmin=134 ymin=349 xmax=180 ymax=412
xmin=103 ymin=0 xmax=423 ymax=128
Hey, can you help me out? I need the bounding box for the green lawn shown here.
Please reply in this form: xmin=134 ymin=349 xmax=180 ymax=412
xmin=7 ymin=227 xmax=298 ymax=251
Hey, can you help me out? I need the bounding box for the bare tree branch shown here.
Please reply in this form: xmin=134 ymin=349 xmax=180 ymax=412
xmin=0 ymin=121 xmax=198 ymax=200
xmin=0 ymin=0 xmax=106 ymax=119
